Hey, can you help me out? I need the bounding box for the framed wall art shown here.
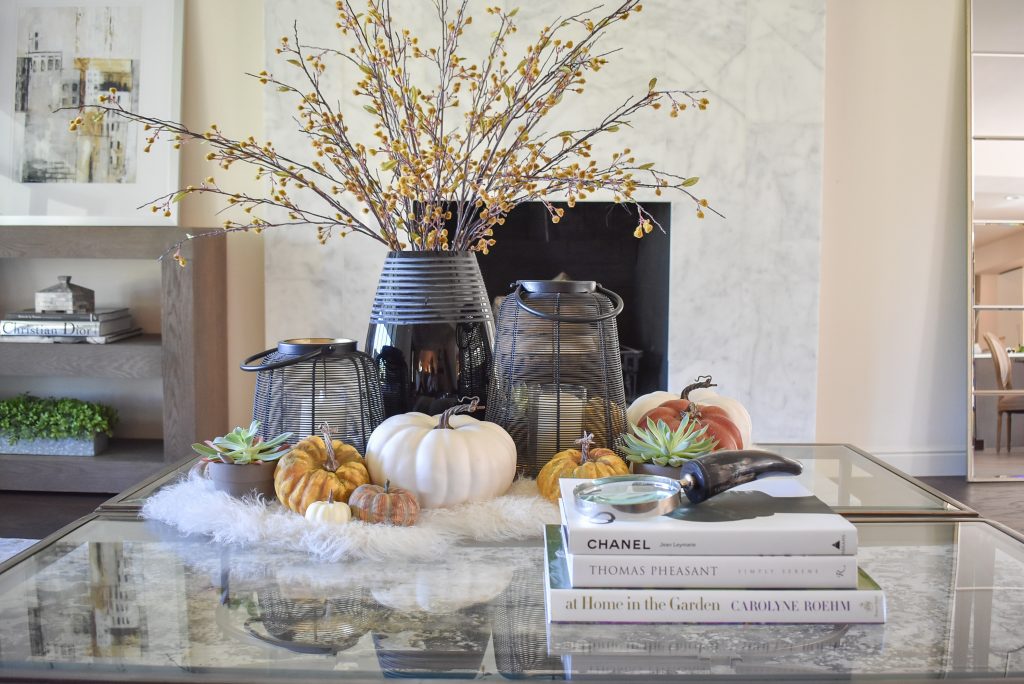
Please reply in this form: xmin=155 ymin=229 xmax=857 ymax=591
xmin=0 ymin=0 xmax=182 ymax=225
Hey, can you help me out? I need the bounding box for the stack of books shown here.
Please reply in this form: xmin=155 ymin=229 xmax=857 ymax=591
xmin=0 ymin=308 xmax=141 ymax=344
xmin=545 ymin=477 xmax=886 ymax=624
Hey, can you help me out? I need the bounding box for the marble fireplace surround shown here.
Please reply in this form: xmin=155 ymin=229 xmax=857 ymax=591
xmin=263 ymin=0 xmax=825 ymax=442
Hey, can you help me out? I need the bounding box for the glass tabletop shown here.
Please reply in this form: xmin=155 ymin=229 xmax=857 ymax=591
xmin=766 ymin=443 xmax=970 ymax=515
xmin=0 ymin=517 xmax=1017 ymax=682
xmin=99 ymin=444 xmax=972 ymax=517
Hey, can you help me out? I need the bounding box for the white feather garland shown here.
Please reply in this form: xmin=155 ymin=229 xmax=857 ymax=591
xmin=141 ymin=473 xmax=560 ymax=561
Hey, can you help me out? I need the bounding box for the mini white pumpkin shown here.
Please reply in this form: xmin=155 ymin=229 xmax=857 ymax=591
xmin=364 ymin=399 xmax=517 ymax=508
xmin=304 ymin=491 xmax=352 ymax=525
xmin=627 ymin=377 xmax=752 ymax=448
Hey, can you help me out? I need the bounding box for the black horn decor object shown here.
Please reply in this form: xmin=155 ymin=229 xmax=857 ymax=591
xmin=485 ymin=279 xmax=628 ymax=476
xmin=365 ymin=250 xmax=495 ymax=417
xmin=241 ymin=338 xmax=384 ymax=453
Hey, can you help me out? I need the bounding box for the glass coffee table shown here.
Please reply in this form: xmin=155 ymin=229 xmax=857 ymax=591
xmin=97 ymin=443 xmax=974 ymax=517
xmin=0 ymin=443 xmax=1001 ymax=683
xmin=0 ymin=517 xmax=1021 ymax=682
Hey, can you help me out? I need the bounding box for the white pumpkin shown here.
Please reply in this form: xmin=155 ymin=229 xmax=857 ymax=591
xmin=364 ymin=405 xmax=517 ymax=508
xmin=370 ymin=561 xmax=515 ymax=613
xmin=304 ymin=492 xmax=352 ymax=525
xmin=627 ymin=381 xmax=753 ymax=448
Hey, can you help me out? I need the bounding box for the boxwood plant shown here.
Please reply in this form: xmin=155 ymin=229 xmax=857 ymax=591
xmin=0 ymin=394 xmax=118 ymax=443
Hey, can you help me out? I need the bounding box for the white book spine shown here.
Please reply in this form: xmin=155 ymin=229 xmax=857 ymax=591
xmin=545 ymin=585 xmax=885 ymax=624
xmin=0 ymin=319 xmax=129 ymax=336
xmin=567 ymin=550 xmax=859 ymax=589
xmin=565 ymin=527 xmax=855 ymax=557
xmin=557 ymin=480 xmax=858 ymax=557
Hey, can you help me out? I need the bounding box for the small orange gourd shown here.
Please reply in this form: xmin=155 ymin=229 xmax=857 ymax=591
xmin=349 ymin=480 xmax=420 ymax=526
xmin=536 ymin=432 xmax=629 ymax=502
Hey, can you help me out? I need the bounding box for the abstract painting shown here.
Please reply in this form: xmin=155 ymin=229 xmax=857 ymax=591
xmin=14 ymin=6 xmax=141 ymax=184
xmin=0 ymin=0 xmax=181 ymax=225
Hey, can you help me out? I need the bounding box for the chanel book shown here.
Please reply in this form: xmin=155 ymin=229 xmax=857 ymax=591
xmin=562 ymin=527 xmax=858 ymax=589
xmin=558 ymin=477 xmax=858 ymax=557
xmin=543 ymin=526 xmax=885 ymax=624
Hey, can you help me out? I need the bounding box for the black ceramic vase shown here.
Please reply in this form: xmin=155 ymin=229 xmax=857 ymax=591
xmin=365 ymin=251 xmax=494 ymax=417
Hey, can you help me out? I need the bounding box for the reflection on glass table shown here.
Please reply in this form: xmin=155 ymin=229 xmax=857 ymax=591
xmin=0 ymin=518 xmax=1020 ymax=682
xmin=98 ymin=443 xmax=973 ymax=518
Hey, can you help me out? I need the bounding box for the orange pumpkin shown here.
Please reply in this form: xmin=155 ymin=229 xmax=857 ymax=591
xmin=536 ymin=432 xmax=629 ymax=502
xmin=637 ymin=378 xmax=742 ymax=452
xmin=274 ymin=429 xmax=370 ymax=515
xmin=349 ymin=480 xmax=420 ymax=526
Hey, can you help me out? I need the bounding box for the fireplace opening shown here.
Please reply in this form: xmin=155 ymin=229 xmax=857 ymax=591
xmin=471 ymin=201 xmax=670 ymax=400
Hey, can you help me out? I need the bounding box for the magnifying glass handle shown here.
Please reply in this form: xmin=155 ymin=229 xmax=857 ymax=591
xmin=679 ymin=450 xmax=803 ymax=504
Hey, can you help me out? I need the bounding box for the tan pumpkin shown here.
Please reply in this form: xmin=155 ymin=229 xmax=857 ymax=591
xmin=536 ymin=432 xmax=629 ymax=501
xmin=274 ymin=425 xmax=370 ymax=515
xmin=349 ymin=480 xmax=420 ymax=526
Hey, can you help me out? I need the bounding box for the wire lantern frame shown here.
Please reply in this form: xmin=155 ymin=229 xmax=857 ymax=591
xmin=242 ymin=338 xmax=385 ymax=454
xmin=485 ymin=280 xmax=628 ymax=476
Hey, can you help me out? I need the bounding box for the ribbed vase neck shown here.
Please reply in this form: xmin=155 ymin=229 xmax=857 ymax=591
xmin=369 ymin=251 xmax=493 ymax=325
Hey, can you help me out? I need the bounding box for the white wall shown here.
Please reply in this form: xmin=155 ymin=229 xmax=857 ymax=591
xmin=817 ymin=0 xmax=968 ymax=475
xmin=179 ymin=0 xmax=265 ymax=429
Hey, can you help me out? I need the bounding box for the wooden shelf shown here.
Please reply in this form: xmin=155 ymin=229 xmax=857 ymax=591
xmin=0 ymin=226 xmax=187 ymax=259
xmin=0 ymin=334 xmax=162 ymax=378
xmin=0 ymin=439 xmax=165 ymax=493
xmin=0 ymin=225 xmax=227 ymax=492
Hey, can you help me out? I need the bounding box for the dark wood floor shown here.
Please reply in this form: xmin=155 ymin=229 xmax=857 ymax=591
xmin=0 ymin=491 xmax=110 ymax=539
xmin=0 ymin=478 xmax=1020 ymax=542
xmin=920 ymin=476 xmax=1024 ymax=535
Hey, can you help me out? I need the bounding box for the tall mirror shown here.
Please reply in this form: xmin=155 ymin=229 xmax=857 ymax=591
xmin=969 ymin=0 xmax=1024 ymax=480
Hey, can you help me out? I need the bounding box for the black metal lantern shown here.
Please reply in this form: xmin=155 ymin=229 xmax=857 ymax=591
xmin=484 ymin=280 xmax=628 ymax=476
xmin=241 ymin=338 xmax=384 ymax=453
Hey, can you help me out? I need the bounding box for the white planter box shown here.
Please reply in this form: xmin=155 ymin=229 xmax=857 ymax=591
xmin=0 ymin=433 xmax=109 ymax=456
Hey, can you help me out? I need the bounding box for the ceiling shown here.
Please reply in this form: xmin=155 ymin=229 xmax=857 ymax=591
xmin=975 ymin=221 xmax=1024 ymax=247
xmin=973 ymin=0 xmax=1024 ymax=225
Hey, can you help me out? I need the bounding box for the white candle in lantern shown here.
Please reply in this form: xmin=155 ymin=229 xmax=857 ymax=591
xmin=529 ymin=383 xmax=586 ymax=463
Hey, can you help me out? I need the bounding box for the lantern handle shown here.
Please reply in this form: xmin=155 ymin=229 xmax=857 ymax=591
xmin=240 ymin=346 xmax=324 ymax=371
xmin=512 ymin=283 xmax=624 ymax=323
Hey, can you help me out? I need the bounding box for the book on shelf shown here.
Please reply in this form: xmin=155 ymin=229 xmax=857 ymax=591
xmin=0 ymin=315 xmax=133 ymax=337
xmin=0 ymin=327 xmax=143 ymax=344
xmin=558 ymin=477 xmax=857 ymax=557
xmin=4 ymin=307 xmax=130 ymax=322
xmin=560 ymin=526 xmax=858 ymax=589
xmin=543 ymin=525 xmax=886 ymax=624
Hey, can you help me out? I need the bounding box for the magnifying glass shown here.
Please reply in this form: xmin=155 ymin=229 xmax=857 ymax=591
xmin=573 ymin=450 xmax=803 ymax=520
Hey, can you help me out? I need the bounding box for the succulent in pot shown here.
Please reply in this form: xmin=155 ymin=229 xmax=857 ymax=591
xmin=621 ymin=413 xmax=717 ymax=478
xmin=191 ymin=420 xmax=293 ymax=499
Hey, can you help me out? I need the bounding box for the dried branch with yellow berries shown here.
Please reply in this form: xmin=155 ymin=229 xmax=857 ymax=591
xmin=67 ymin=0 xmax=720 ymax=265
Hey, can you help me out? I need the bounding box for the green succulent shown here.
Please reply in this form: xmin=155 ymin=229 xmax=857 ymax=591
xmin=621 ymin=415 xmax=717 ymax=467
xmin=191 ymin=420 xmax=293 ymax=465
